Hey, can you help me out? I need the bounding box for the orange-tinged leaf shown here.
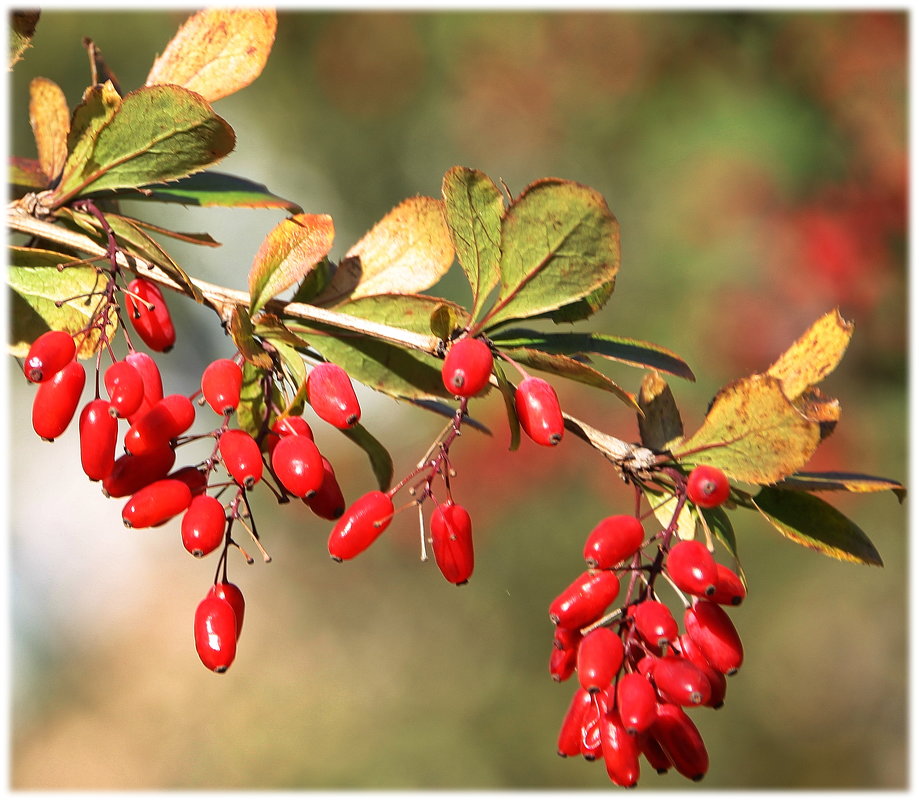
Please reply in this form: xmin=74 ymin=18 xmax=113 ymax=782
xmin=638 ymin=371 xmax=684 ymax=452
xmin=145 ymin=8 xmax=277 ymax=102
xmin=249 ymin=214 xmax=335 ymax=315
xmin=29 ymin=77 xmax=69 ymax=181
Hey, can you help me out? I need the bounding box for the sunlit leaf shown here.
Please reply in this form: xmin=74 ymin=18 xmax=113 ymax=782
xmin=638 ymin=371 xmax=684 ymax=452
xmin=237 ymin=359 xmax=279 ymax=438
xmin=124 ymin=171 xmax=302 ymax=213
xmin=644 ymin=486 xmax=696 ymax=542
xmin=10 ymin=157 xmax=49 ymax=194
xmin=774 ymin=471 xmax=906 ymax=502
xmin=145 ymin=8 xmax=277 ymax=102
xmin=29 ymin=77 xmax=69 ymax=181
xmin=229 ymin=306 xmax=273 ymax=370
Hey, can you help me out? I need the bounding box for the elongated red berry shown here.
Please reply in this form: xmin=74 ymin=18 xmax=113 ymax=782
xmin=650 ymin=703 xmax=709 ymax=781
xmin=328 ymin=490 xmax=394 ymax=561
xmin=580 ymin=691 xmax=608 ymax=760
xmin=550 ymin=642 xmax=579 ymax=683
xmin=124 ymin=394 xmax=195 ymax=455
xmin=201 ymin=358 xmax=243 ymax=415
xmin=32 ymin=359 xmax=85 ymax=440
xmin=684 ymin=599 xmax=744 ymax=675
xmin=24 ymin=330 xmax=75 ymax=383
xmin=641 ymin=735 xmax=673 ymax=774
xmin=686 ymin=465 xmax=730 ymax=508
xmin=583 ymin=515 xmax=644 ymax=569
xmin=651 ymin=654 xmax=711 ymax=707
xmin=208 ymin=582 xmax=245 ymax=639
xmin=194 ymin=594 xmax=237 ymax=673
xmin=600 ymin=710 xmax=641 ymax=787
xmin=181 ymin=494 xmax=226 ymax=557
xmin=265 ymin=415 xmax=315 ymax=457
xmin=122 ymin=478 xmax=192 ymax=528
xmin=124 ymin=350 xmax=163 ymax=422
xmin=271 ymin=434 xmax=323 ymax=497
xmin=666 ymin=539 xmax=717 ymax=597
xmin=79 ymin=398 xmax=118 ymax=481
xmin=220 ymin=429 xmax=263 ymax=488
xmin=103 ymin=447 xmax=177 ymax=498
xmin=430 ymin=501 xmax=475 ymax=585
xmin=307 ymin=362 xmax=361 ymax=428
xmin=104 ymin=359 xmax=144 ymax=418
xmin=675 ymin=634 xmax=728 ymax=708
xmin=305 ymin=457 xmax=346 ymax=520
xmin=615 ymin=672 xmax=658 ymax=734
xmin=632 ymin=599 xmax=679 ymax=651
xmin=515 ymin=376 xmax=564 ymax=446
xmin=441 ymin=337 xmax=494 ymax=397
xmin=576 ymin=626 xmax=623 ymax=693
xmin=549 ymin=569 xmax=620 ymax=629
xmin=125 ymin=278 xmax=175 ymax=352
xmin=711 ymin=563 xmax=746 ymax=606
xmin=557 ymin=688 xmax=593 ymax=757
xmin=167 ymin=465 xmax=210 ymax=497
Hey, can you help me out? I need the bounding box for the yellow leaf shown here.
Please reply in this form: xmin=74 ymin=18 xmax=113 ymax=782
xmin=638 ymin=371 xmax=684 ymax=452
xmin=29 ymin=77 xmax=70 ymax=181
xmin=145 ymin=9 xmax=277 ymax=103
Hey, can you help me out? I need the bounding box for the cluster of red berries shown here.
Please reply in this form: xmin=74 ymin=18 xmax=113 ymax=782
xmin=548 ymin=464 xmax=744 ymax=787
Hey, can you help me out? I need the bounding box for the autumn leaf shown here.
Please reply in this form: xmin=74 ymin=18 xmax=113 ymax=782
xmin=145 ymin=8 xmax=277 ymax=102
xmin=29 ymin=77 xmax=69 ymax=181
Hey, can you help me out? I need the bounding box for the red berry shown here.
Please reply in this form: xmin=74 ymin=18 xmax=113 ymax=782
xmin=515 ymin=377 xmax=564 ymax=446
xmin=265 ymin=415 xmax=315 ymax=457
xmin=640 ymin=735 xmax=673 ymax=774
xmin=583 ymin=515 xmax=644 ymax=569
xmin=270 ymin=434 xmax=323 ymax=497
xmin=666 ymin=539 xmax=717 ymax=597
xmin=31 ymin=359 xmax=85 ymax=440
xmin=125 ymin=278 xmax=176 ymax=352
xmin=124 ymin=350 xmax=164 ymax=422
xmin=328 ymin=490 xmax=394 ymax=561
xmin=124 ymin=394 xmax=195 ymax=455
xmin=650 ymin=703 xmax=709 ymax=781
xmin=167 ymin=465 xmax=209 ymax=497
xmin=307 ymin=362 xmax=361 ymax=428
xmin=600 ymin=710 xmax=641 ymax=788
xmin=102 ymin=447 xmax=177 ymax=498
xmin=684 ymin=599 xmax=744 ymax=675
xmin=615 ymin=673 xmax=658 ymax=734
xmin=580 ymin=691 xmax=608 ymax=760
xmin=208 ymin=582 xmax=245 ymax=639
xmin=650 ymin=654 xmax=711 ymax=707
xmin=305 ymin=457 xmax=346 ymax=520
xmin=194 ymin=594 xmax=237 ymax=673
xmin=441 ymin=337 xmax=494 ymax=397
xmin=122 ymin=478 xmax=193 ymax=528
xmin=549 ymin=644 xmax=579 ymax=683
xmin=686 ymin=465 xmax=730 ymax=508
xmin=219 ymin=429 xmax=263 ymax=488
xmin=576 ymin=626 xmax=623 ymax=693
xmin=201 ymin=358 xmax=243 ymax=415
xmin=181 ymin=494 xmax=226 ymax=557
xmin=556 ymin=688 xmax=593 ymax=757
xmin=78 ymin=398 xmax=118 ymax=481
xmin=710 ymin=563 xmax=746 ymax=606
xmin=676 ymin=634 xmax=728 ymax=708
xmin=430 ymin=501 xmax=475 ymax=585
xmin=548 ymin=569 xmax=620 ymax=629
xmin=103 ymin=359 xmax=144 ymax=418
xmin=23 ymin=330 xmax=76 ymax=383
xmin=632 ymin=599 xmax=679 ymax=651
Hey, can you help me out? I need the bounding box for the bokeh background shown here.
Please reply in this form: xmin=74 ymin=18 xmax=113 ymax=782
xmin=7 ymin=8 xmax=907 ymax=790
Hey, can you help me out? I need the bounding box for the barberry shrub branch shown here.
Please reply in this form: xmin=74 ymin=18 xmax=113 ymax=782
xmin=7 ymin=8 xmax=904 ymax=789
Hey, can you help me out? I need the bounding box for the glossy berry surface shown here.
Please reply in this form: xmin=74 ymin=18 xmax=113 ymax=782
xmin=124 ymin=350 xmax=164 ymax=422
xmin=306 ymin=362 xmax=361 ymax=428
xmin=576 ymin=626 xmax=623 ymax=693
xmin=615 ymin=672 xmax=658 ymax=734
xmin=102 ymin=447 xmax=177 ymax=498
xmin=208 ymin=582 xmax=245 ymax=638
xmin=219 ymin=429 xmax=263 ymax=488
xmin=600 ymin=710 xmax=641 ymax=788
xmin=632 ymin=599 xmax=679 ymax=650
xmin=104 ymin=359 xmax=145 ymax=418
xmin=194 ymin=594 xmax=237 ymax=673
xmin=32 ymin=359 xmax=85 ymax=440
xmin=651 ymin=702 xmax=709 ymax=781
xmin=181 ymin=494 xmax=227 ymax=557
xmin=556 ymin=688 xmax=593 ymax=757
xmin=711 ymin=563 xmax=746 ymax=606
xmin=23 ymin=330 xmax=76 ymax=383
xmin=583 ymin=515 xmax=644 ymax=568
xmin=548 ymin=569 xmax=620 ymax=629
xmin=271 ymin=434 xmax=323 ymax=497
xmin=122 ymin=478 xmax=193 ymax=528
xmin=125 ymin=278 xmax=176 ymax=352
xmin=305 ymin=457 xmax=346 ymax=520
xmin=78 ymin=398 xmax=118 ymax=481
xmin=441 ymin=337 xmax=494 ymax=397
xmin=328 ymin=490 xmax=394 ymax=561
xmin=515 ymin=377 xmax=564 ymax=447
xmin=430 ymin=501 xmax=475 ymax=585
xmin=651 ymin=654 xmax=711 ymax=707
xmin=686 ymin=465 xmax=731 ymax=508
xmin=666 ymin=539 xmax=718 ymax=597
xmin=124 ymin=394 xmax=195 ymax=454
xmin=201 ymin=358 xmax=243 ymax=415
xmin=684 ymin=599 xmax=744 ymax=675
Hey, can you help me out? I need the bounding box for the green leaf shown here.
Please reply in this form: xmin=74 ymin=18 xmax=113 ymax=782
xmin=638 ymin=372 xmax=684 ymax=452
xmin=774 ymin=471 xmax=906 ymax=502
xmin=236 ymin=359 xmax=278 ymax=439
xmin=289 ymin=259 xmax=333 ymax=305
xmin=490 ymin=328 xmax=694 ymax=381
xmin=10 ymin=157 xmax=49 ymax=195
xmin=441 ymin=166 xmax=503 ymax=320
xmin=124 ymin=171 xmax=302 ymax=212
xmin=7 ymin=245 xmax=115 ymax=358
xmin=492 ymin=359 xmax=521 ymax=452
xmin=672 ymin=374 xmax=821 ymax=485
xmin=249 ymin=214 xmax=335 ymax=315
xmin=478 ymin=178 xmax=620 ymax=330
xmin=500 ymin=346 xmax=638 ymax=410
xmin=752 ymin=486 xmax=883 ymax=566
xmin=338 ymin=423 xmax=394 ymax=491
xmin=54 ymin=84 xmax=235 ymax=206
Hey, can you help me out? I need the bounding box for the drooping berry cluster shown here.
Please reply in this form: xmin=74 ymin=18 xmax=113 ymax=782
xmin=549 ymin=465 xmax=744 ymax=787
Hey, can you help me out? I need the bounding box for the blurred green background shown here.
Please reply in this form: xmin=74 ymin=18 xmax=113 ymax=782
xmin=8 ymin=8 xmax=907 ymax=790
